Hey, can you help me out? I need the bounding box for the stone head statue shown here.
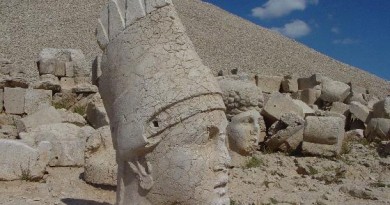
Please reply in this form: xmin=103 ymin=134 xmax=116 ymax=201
xmin=96 ymin=0 xmax=231 ymax=204
xmin=227 ymin=110 xmax=261 ymax=155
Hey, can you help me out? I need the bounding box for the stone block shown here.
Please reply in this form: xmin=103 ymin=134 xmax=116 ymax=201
xmin=33 ymin=74 xmax=61 ymax=92
xmin=16 ymin=106 xmax=62 ymax=133
xmin=20 ymin=123 xmax=87 ymax=167
xmin=84 ymin=126 xmax=117 ymax=186
xmin=4 ymin=87 xmax=26 ymax=114
xmin=349 ymin=101 xmax=371 ymax=123
xmin=320 ymin=80 xmax=350 ymax=102
xmin=292 ymin=99 xmax=314 ymax=115
xmin=60 ymin=77 xmax=76 ymax=92
xmin=372 ymin=97 xmax=390 ymax=119
xmin=302 ymin=141 xmax=342 ymax=157
xmin=301 ymin=88 xmax=321 ymax=105
xmin=65 ymin=62 xmax=74 ymax=77
xmin=281 ymin=75 xmax=298 ymax=93
xmin=304 ymin=116 xmax=345 ymax=145
xmin=255 ymin=75 xmax=283 ymax=93
xmin=54 ymin=61 xmax=66 ymax=77
xmin=0 ymin=140 xmax=51 ymax=181
xmin=297 ymin=74 xmax=329 ymax=90
xmin=330 ymin=102 xmax=350 ymax=116
xmin=86 ymin=97 xmax=110 ymax=129
xmin=24 ymin=89 xmax=52 ymax=115
xmin=262 ymin=92 xmax=304 ymax=122
xmin=72 ymin=84 xmax=98 ymax=94
xmin=58 ymin=109 xmax=87 ymax=127
xmin=365 ymin=118 xmax=390 ymax=142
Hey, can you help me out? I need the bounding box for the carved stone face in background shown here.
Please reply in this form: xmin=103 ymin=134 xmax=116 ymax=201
xmin=227 ymin=110 xmax=261 ymax=155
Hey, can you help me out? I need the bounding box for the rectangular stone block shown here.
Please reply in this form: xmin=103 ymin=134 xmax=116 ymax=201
xmin=4 ymin=87 xmax=26 ymax=114
xmin=38 ymin=58 xmax=56 ymax=75
xmin=301 ymin=88 xmax=321 ymax=105
xmin=24 ymin=89 xmax=52 ymax=115
xmin=60 ymin=77 xmax=76 ymax=92
xmin=65 ymin=62 xmax=74 ymax=77
xmin=330 ymin=102 xmax=350 ymax=116
xmin=15 ymin=106 xmax=62 ymax=133
xmin=255 ymin=75 xmax=283 ymax=93
xmin=54 ymin=61 xmax=66 ymax=77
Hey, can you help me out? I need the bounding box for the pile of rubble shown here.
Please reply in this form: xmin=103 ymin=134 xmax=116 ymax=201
xmin=0 ymin=49 xmax=388 ymax=190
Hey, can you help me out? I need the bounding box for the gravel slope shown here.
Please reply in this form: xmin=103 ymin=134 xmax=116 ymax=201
xmin=1 ymin=0 xmax=389 ymax=97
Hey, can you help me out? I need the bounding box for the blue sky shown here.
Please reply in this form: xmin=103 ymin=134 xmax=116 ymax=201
xmin=204 ymin=0 xmax=390 ymax=81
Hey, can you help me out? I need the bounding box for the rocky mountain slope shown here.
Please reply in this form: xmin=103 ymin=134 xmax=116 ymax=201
xmin=1 ymin=0 xmax=389 ymax=97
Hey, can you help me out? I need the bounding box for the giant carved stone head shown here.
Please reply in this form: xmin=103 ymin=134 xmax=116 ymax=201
xmin=97 ymin=0 xmax=231 ymax=204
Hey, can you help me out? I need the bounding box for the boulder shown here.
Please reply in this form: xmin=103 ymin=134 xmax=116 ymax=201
xmin=15 ymin=106 xmax=62 ymax=133
xmin=365 ymin=118 xmax=390 ymax=142
xmin=372 ymin=97 xmax=390 ymax=119
xmin=33 ymin=74 xmax=61 ymax=92
xmin=58 ymin=109 xmax=87 ymax=126
xmin=304 ymin=116 xmax=345 ymax=145
xmin=0 ymin=140 xmax=51 ymax=181
xmin=86 ymin=94 xmax=109 ymax=129
xmin=349 ymin=101 xmax=372 ymax=123
xmin=218 ymin=76 xmax=263 ymax=118
xmin=265 ymin=113 xmax=305 ymax=153
xmin=302 ymin=116 xmax=345 ymax=157
xmin=292 ymin=99 xmax=314 ymax=115
xmin=4 ymin=87 xmax=26 ymax=114
xmin=84 ymin=126 xmax=117 ymax=186
xmin=320 ymin=80 xmax=350 ymax=102
xmin=262 ymin=92 xmax=303 ymax=122
xmin=330 ymin=102 xmax=350 ymax=116
xmin=20 ymin=123 xmax=89 ymax=167
xmin=24 ymin=89 xmax=52 ymax=115
xmin=300 ymin=88 xmax=321 ymax=105
xmin=281 ymin=75 xmax=298 ymax=93
xmin=297 ymin=74 xmax=330 ymax=90
xmin=255 ymin=75 xmax=283 ymax=93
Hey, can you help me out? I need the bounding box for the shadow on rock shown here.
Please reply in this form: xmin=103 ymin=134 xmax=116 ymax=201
xmin=61 ymin=198 xmax=112 ymax=205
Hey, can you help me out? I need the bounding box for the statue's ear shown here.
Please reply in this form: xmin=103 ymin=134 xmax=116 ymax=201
xmin=129 ymin=158 xmax=154 ymax=190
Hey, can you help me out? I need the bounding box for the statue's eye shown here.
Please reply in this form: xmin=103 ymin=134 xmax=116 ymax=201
xmin=152 ymin=120 xmax=159 ymax=128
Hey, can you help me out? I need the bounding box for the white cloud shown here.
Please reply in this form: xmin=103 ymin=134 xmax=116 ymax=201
xmin=271 ymin=20 xmax=311 ymax=38
xmin=252 ymin=0 xmax=319 ymax=19
xmin=331 ymin=27 xmax=340 ymax=34
xmin=333 ymin=38 xmax=359 ymax=45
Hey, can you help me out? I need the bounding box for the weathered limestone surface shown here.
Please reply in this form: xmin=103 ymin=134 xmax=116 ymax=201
xmin=86 ymin=94 xmax=109 ymax=129
xmin=20 ymin=123 xmax=88 ymax=167
xmin=255 ymin=75 xmax=282 ymax=93
xmin=97 ymin=1 xmax=231 ymax=204
xmin=4 ymin=87 xmax=26 ymax=114
xmin=262 ymin=92 xmax=304 ymax=122
xmin=330 ymin=102 xmax=350 ymax=116
xmin=365 ymin=118 xmax=390 ymax=142
xmin=227 ymin=110 xmax=261 ymax=155
xmin=320 ymin=80 xmax=350 ymax=103
xmin=24 ymin=89 xmax=52 ymax=115
xmin=304 ymin=116 xmax=345 ymax=145
xmin=16 ymin=106 xmax=62 ymax=133
xmin=349 ymin=101 xmax=371 ymax=123
xmin=281 ymin=75 xmax=298 ymax=93
xmin=372 ymin=97 xmax=390 ymax=119
xmin=84 ymin=126 xmax=117 ymax=186
xmin=0 ymin=140 xmax=51 ymax=181
xmin=292 ymin=99 xmax=314 ymax=115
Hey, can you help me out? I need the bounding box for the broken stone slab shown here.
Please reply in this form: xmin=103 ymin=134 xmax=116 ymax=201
xmin=304 ymin=116 xmax=345 ymax=145
xmin=281 ymin=75 xmax=298 ymax=93
xmin=262 ymin=92 xmax=304 ymax=122
xmin=4 ymin=87 xmax=26 ymax=115
xmin=292 ymin=99 xmax=314 ymax=115
xmin=38 ymin=48 xmax=90 ymax=78
xmin=349 ymin=101 xmax=372 ymax=123
xmin=365 ymin=118 xmax=390 ymax=142
xmin=297 ymin=74 xmax=331 ymax=90
xmin=255 ymin=75 xmax=283 ymax=93
xmin=330 ymin=102 xmax=350 ymax=116
xmin=265 ymin=113 xmax=305 ymax=152
xmin=15 ymin=106 xmax=62 ymax=133
xmin=20 ymin=123 xmax=89 ymax=167
xmin=32 ymin=74 xmax=61 ymax=92
xmin=86 ymin=95 xmax=109 ymax=129
xmin=72 ymin=83 xmax=98 ymax=94
xmin=24 ymin=89 xmax=52 ymax=115
xmin=372 ymin=97 xmax=390 ymax=119
xmin=320 ymin=80 xmax=350 ymax=102
xmin=227 ymin=110 xmax=262 ymax=155
xmin=57 ymin=109 xmax=87 ymax=127
xmin=84 ymin=126 xmax=117 ymax=186
xmin=0 ymin=139 xmax=51 ymax=181
xmin=218 ymin=76 xmax=263 ymax=118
